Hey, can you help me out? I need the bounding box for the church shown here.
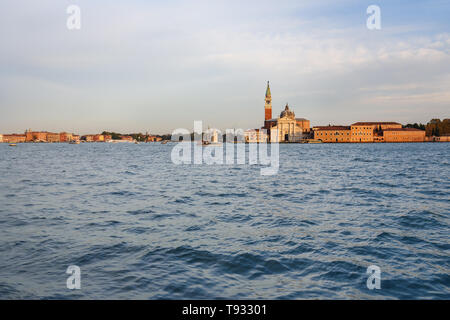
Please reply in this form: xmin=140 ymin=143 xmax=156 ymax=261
xmin=262 ymin=82 xmax=310 ymax=142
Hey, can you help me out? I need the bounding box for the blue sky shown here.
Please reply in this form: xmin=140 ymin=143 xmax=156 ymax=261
xmin=0 ymin=0 xmax=449 ymax=134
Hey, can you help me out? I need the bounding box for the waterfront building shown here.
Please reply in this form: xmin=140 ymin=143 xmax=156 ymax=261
xmin=383 ymin=128 xmax=425 ymax=142
xmin=312 ymin=122 xmax=426 ymax=143
xmin=146 ymin=135 xmax=162 ymax=142
xmin=244 ymin=129 xmax=268 ymax=143
xmin=60 ymin=132 xmax=73 ymax=142
xmin=261 ymin=82 xmax=310 ymax=142
xmin=203 ymin=128 xmax=221 ymax=143
xmin=24 ymin=130 xmax=77 ymax=143
xmin=93 ymin=134 xmax=105 ymax=142
xmin=46 ymin=133 xmax=60 ymax=143
xmin=80 ymin=134 xmax=109 ymax=142
xmin=313 ymin=126 xmax=351 ymax=143
xmin=264 ymin=104 xmax=305 ymax=142
xmin=25 ymin=130 xmax=49 ymax=142
xmin=121 ymin=135 xmax=134 ymax=142
xmin=82 ymin=135 xmax=94 ymax=142
xmin=430 ymin=134 xmax=450 ymax=142
xmin=3 ymin=134 xmax=26 ymax=143
xmin=350 ymin=122 xmax=402 ymax=143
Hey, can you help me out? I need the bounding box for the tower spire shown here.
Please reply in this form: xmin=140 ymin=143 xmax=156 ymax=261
xmin=264 ymin=81 xmax=272 ymax=121
xmin=265 ymin=81 xmax=271 ymax=97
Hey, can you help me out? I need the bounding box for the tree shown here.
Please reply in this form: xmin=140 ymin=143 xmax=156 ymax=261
xmin=425 ymin=119 xmax=450 ymax=137
xmin=102 ymin=131 xmax=122 ymax=140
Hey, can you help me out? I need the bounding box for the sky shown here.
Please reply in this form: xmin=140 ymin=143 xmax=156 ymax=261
xmin=0 ymin=0 xmax=449 ymax=134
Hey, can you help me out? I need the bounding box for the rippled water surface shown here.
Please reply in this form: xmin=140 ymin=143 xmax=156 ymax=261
xmin=0 ymin=143 xmax=449 ymax=299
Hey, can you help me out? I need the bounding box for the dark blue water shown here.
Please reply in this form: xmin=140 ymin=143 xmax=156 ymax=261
xmin=0 ymin=143 xmax=449 ymax=299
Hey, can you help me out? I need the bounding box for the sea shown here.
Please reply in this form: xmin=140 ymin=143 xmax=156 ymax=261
xmin=0 ymin=142 xmax=448 ymax=299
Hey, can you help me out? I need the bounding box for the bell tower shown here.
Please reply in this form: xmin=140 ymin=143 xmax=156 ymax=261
xmin=264 ymin=81 xmax=272 ymax=121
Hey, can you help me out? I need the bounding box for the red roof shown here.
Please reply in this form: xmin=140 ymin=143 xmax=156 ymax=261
xmin=314 ymin=126 xmax=350 ymax=130
xmin=351 ymin=122 xmax=401 ymax=126
xmin=383 ymin=128 xmax=424 ymax=132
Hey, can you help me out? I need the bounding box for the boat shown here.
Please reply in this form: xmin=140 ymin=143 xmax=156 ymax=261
xmin=107 ymin=139 xmax=134 ymax=143
xmin=302 ymin=139 xmax=322 ymax=144
xmin=161 ymin=140 xmax=168 ymax=144
xmin=9 ymin=144 xmax=17 ymax=147
xmin=197 ymin=140 xmax=222 ymax=146
xmin=69 ymin=140 xmax=80 ymax=144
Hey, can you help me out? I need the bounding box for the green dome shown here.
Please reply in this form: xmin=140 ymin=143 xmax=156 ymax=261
xmin=265 ymin=81 xmax=271 ymax=97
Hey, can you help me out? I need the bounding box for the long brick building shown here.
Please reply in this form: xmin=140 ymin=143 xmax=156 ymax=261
xmin=2 ymin=134 xmax=26 ymax=143
xmin=383 ymin=128 xmax=426 ymax=142
xmin=313 ymin=122 xmax=426 ymax=143
xmin=313 ymin=126 xmax=351 ymax=143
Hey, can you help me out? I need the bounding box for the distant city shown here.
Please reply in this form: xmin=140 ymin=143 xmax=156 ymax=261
xmin=0 ymin=131 xmax=167 ymax=144
xmin=1 ymin=82 xmax=449 ymax=144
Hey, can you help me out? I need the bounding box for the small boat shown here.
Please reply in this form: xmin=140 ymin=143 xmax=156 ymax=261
xmin=135 ymin=141 xmax=139 ymax=144
xmin=161 ymin=140 xmax=168 ymax=144
xmin=198 ymin=140 xmax=222 ymax=146
xmin=9 ymin=144 xmax=17 ymax=147
xmin=69 ymin=140 xmax=80 ymax=144
xmin=307 ymin=139 xmax=322 ymax=144
xmin=201 ymin=140 xmax=210 ymax=146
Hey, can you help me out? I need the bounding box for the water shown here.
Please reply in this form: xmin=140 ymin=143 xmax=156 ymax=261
xmin=0 ymin=142 xmax=448 ymax=299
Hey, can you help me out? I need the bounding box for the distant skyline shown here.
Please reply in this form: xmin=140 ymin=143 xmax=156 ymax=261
xmin=0 ymin=0 xmax=449 ymax=134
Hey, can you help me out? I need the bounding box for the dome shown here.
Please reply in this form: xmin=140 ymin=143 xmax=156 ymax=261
xmin=280 ymin=104 xmax=295 ymax=119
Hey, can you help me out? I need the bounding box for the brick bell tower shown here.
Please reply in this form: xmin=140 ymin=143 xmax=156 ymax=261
xmin=264 ymin=81 xmax=272 ymax=121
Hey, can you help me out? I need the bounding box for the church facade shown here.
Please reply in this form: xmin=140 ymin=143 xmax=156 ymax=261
xmin=262 ymin=82 xmax=310 ymax=142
